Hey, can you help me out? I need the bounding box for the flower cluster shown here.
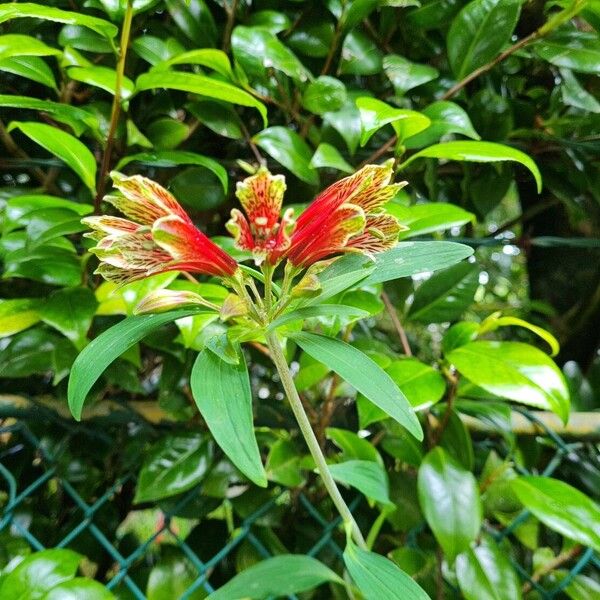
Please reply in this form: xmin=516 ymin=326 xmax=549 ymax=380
xmin=85 ymin=162 xmax=405 ymax=307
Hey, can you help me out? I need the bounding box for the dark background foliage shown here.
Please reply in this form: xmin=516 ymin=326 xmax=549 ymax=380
xmin=0 ymin=0 xmax=599 ymax=598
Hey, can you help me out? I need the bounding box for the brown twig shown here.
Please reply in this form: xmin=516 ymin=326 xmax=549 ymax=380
xmin=94 ymin=0 xmax=134 ymax=213
xmin=221 ymin=0 xmax=238 ymax=53
xmin=522 ymin=545 xmax=582 ymax=594
xmin=381 ymin=291 xmax=412 ymax=356
xmin=358 ymin=135 xmax=397 ymax=169
xmin=430 ymin=373 xmax=458 ymax=446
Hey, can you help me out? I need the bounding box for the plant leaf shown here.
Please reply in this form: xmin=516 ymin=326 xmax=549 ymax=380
xmin=328 ymin=459 xmax=391 ymax=504
xmin=191 ymin=348 xmax=267 ymax=487
xmin=291 ymin=331 xmax=423 ymax=440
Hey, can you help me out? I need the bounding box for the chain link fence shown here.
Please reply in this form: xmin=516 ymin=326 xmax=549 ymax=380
xmin=1 ymin=402 xmax=598 ymax=599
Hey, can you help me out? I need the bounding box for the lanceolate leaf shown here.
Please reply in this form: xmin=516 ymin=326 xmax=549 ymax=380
xmin=68 ymin=309 xmax=208 ymax=420
xmin=8 ymin=121 xmax=97 ymax=194
xmin=291 ymin=331 xmax=423 ymax=440
xmin=344 ymin=540 xmax=430 ymax=600
xmin=269 ymin=305 xmax=369 ymax=330
xmin=417 ymin=447 xmax=482 ymax=562
xmin=208 ymin=555 xmax=342 ymax=600
xmin=446 ymin=341 xmax=570 ymax=422
xmin=362 ymin=241 xmax=474 ymax=286
xmin=511 ymin=476 xmax=600 ymax=552
xmin=0 ymin=3 xmax=118 ymax=41
xmin=398 ymin=141 xmax=542 ymax=193
xmin=135 ymin=71 xmax=267 ymax=126
xmin=191 ymin=348 xmax=267 ymax=487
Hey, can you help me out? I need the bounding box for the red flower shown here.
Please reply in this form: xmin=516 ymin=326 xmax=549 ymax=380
xmin=83 ymin=172 xmax=238 ymax=284
xmin=286 ymin=160 xmax=405 ymax=268
xmin=227 ymin=167 xmax=295 ymax=265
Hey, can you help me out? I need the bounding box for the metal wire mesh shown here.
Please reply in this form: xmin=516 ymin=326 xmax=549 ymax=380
xmin=0 ymin=404 xmax=598 ymax=599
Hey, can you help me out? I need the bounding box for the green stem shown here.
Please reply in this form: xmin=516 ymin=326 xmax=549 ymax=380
xmin=94 ymin=0 xmax=134 ymax=213
xmin=265 ymin=331 xmax=367 ymax=549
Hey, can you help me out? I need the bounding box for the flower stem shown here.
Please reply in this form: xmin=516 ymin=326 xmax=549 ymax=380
xmin=265 ymin=331 xmax=367 ymax=549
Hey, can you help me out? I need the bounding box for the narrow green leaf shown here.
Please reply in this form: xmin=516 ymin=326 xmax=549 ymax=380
xmin=310 ymin=143 xmax=354 ymax=173
xmin=417 ymin=447 xmax=482 ymax=562
xmin=0 ymin=34 xmax=60 ymax=61
xmin=135 ymin=433 xmax=214 ymax=503
xmin=398 ymin=141 xmax=542 ymax=193
xmin=533 ymin=31 xmax=600 ymax=74
xmin=135 ymin=71 xmax=267 ymax=126
xmin=68 ymin=309 xmax=206 ymax=420
xmin=383 ymin=54 xmax=439 ymax=96
xmin=155 ymin=48 xmax=234 ymax=79
xmin=0 ymin=56 xmax=57 ymax=89
xmin=0 ymin=299 xmax=42 ymax=338
xmin=191 ymin=348 xmax=267 ymax=487
xmin=447 ymin=341 xmax=570 ymax=422
xmin=344 ymin=540 xmax=430 ymax=600
xmin=0 ymin=3 xmax=118 ymax=40
xmin=8 ymin=121 xmax=97 ymax=193
xmin=208 ymin=555 xmax=342 ymax=599
xmin=291 ymin=331 xmax=423 ymax=440
xmin=362 ymin=241 xmax=474 ymax=286
xmin=511 ymin=476 xmax=600 ymax=552
xmin=68 ymin=66 xmax=135 ymax=99
xmin=0 ymin=95 xmax=96 ymax=136
xmin=387 ymin=203 xmax=475 ymax=240
xmin=328 ymin=460 xmax=391 ymax=505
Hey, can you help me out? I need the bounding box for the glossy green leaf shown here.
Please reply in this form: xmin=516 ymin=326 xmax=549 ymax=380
xmin=0 ymin=299 xmax=42 ymax=337
xmin=270 ymin=304 xmax=369 ymax=330
xmin=357 ymin=97 xmax=431 ymax=146
xmin=288 ymin=22 xmax=334 ymax=58
xmin=146 ymin=553 xmax=204 ymax=600
xmin=156 ymin=48 xmax=234 ymax=79
xmin=68 ymin=309 xmax=207 ymax=420
xmin=42 ymin=578 xmax=115 ymax=600
xmin=265 ymin=438 xmax=304 ymax=486
xmin=340 ymin=31 xmax=383 ymax=75
xmin=511 ymin=476 xmax=600 ymax=552
xmin=361 ymin=241 xmax=475 ymax=286
xmin=408 ymin=262 xmax=479 ymax=323
xmin=383 ymin=54 xmax=439 ymax=96
xmin=4 ymin=195 xmax=92 ymax=231
xmin=405 ymin=101 xmax=480 ymax=149
xmin=253 ymin=127 xmax=319 ymax=185
xmin=326 ymin=427 xmax=381 ymax=463
xmin=386 ymin=358 xmax=446 ymax=411
xmin=560 ymin=68 xmax=600 ymax=113
xmin=0 ymin=95 xmax=96 ymax=136
xmin=40 ymin=287 xmax=98 ymax=350
xmin=309 ymin=143 xmax=354 ymax=173
xmin=344 ymin=540 xmax=430 ymax=600
xmin=191 ymin=348 xmax=267 ymax=487
xmin=387 ymin=202 xmax=475 ymax=240
xmin=247 ymin=10 xmax=291 ymax=34
xmin=135 ymin=433 xmax=214 ymax=503
xmin=328 ymin=460 xmax=391 ymax=504
xmin=131 ymin=35 xmax=185 ymax=65
xmin=165 ymin=0 xmax=216 ymax=46
xmin=0 ymin=549 xmax=81 ymax=599
xmin=448 ymin=0 xmax=521 ymax=78
xmin=115 ymin=150 xmax=227 ymax=193
xmin=135 ymin=71 xmax=267 ymax=126
xmin=0 ymin=56 xmax=57 ymax=89
xmin=59 ymin=25 xmax=112 ymax=54
xmin=68 ymin=66 xmax=135 ymax=99
xmin=478 ymin=314 xmax=560 ymax=356
xmin=302 ymin=76 xmax=347 ymax=115
xmin=8 ymin=122 xmax=97 ymax=193
xmin=291 ymin=331 xmax=423 ymax=439
xmin=324 ymin=93 xmax=363 ymax=154
xmin=533 ymin=30 xmax=600 ymax=74
xmin=447 ymin=341 xmax=570 ymax=422
xmin=398 ymin=141 xmax=542 ymax=193
xmin=0 ymin=34 xmax=60 ymax=61
xmin=186 ymin=100 xmax=243 ymax=139
xmin=208 ymin=555 xmax=342 ymax=599
xmin=232 ymin=25 xmax=311 ymax=82
xmin=455 ymin=535 xmax=522 ymax=600
xmin=418 ymin=447 xmax=482 ymax=561
xmin=0 ymin=3 xmax=118 ymax=40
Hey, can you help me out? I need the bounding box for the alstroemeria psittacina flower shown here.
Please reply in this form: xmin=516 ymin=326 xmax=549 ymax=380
xmin=83 ymin=172 xmax=238 ymax=284
xmin=286 ymin=160 xmax=405 ymax=268
xmin=226 ymin=167 xmax=295 ymax=265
